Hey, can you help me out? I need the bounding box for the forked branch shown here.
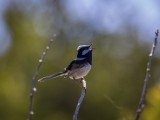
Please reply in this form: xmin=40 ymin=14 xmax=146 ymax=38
xmin=134 ymin=30 xmax=159 ymax=120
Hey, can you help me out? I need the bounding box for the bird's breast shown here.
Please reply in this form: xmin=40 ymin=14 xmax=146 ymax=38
xmin=68 ymin=63 xmax=91 ymax=79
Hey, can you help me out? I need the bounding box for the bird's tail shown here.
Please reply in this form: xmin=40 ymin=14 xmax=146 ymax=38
xmin=38 ymin=71 xmax=67 ymax=82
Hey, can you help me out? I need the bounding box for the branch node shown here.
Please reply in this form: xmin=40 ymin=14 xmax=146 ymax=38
xmin=30 ymin=111 xmax=34 ymax=115
xmin=46 ymin=46 xmax=49 ymax=50
xmin=43 ymin=52 xmax=46 ymax=55
xmin=146 ymin=68 xmax=150 ymax=72
xmin=149 ymin=53 xmax=152 ymax=57
xmin=39 ymin=59 xmax=43 ymax=63
xmin=33 ymin=87 xmax=37 ymax=92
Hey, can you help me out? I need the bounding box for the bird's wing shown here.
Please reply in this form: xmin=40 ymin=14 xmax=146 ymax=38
xmin=65 ymin=60 xmax=85 ymax=71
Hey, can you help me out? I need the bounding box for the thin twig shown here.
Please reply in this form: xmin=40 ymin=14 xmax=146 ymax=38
xmin=27 ymin=34 xmax=57 ymax=120
xmin=73 ymin=79 xmax=86 ymax=120
xmin=104 ymin=95 xmax=123 ymax=110
xmin=134 ymin=29 xmax=159 ymax=120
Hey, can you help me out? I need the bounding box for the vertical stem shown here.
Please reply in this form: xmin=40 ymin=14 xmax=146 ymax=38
xmin=27 ymin=34 xmax=57 ymax=120
xmin=134 ymin=30 xmax=159 ymax=120
xmin=73 ymin=79 xmax=86 ymax=120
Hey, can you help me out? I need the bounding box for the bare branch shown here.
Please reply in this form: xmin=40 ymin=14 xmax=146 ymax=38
xmin=134 ymin=29 xmax=159 ymax=120
xmin=73 ymin=79 xmax=86 ymax=120
xmin=27 ymin=34 xmax=57 ymax=120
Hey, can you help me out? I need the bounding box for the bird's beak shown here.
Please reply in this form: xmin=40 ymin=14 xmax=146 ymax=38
xmin=89 ymin=44 xmax=95 ymax=50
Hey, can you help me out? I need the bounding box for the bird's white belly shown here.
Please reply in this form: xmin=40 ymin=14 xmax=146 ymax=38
xmin=68 ymin=63 xmax=91 ymax=79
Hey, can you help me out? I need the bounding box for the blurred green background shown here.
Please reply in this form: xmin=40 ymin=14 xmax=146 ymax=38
xmin=0 ymin=0 xmax=160 ymax=120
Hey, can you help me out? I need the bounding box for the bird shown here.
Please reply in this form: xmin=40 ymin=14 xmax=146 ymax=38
xmin=38 ymin=44 xmax=93 ymax=83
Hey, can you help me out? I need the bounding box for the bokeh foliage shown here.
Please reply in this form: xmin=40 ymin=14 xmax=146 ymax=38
xmin=0 ymin=2 xmax=160 ymax=120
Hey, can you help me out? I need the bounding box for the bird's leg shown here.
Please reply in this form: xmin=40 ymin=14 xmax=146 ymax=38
xmin=80 ymin=78 xmax=86 ymax=92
